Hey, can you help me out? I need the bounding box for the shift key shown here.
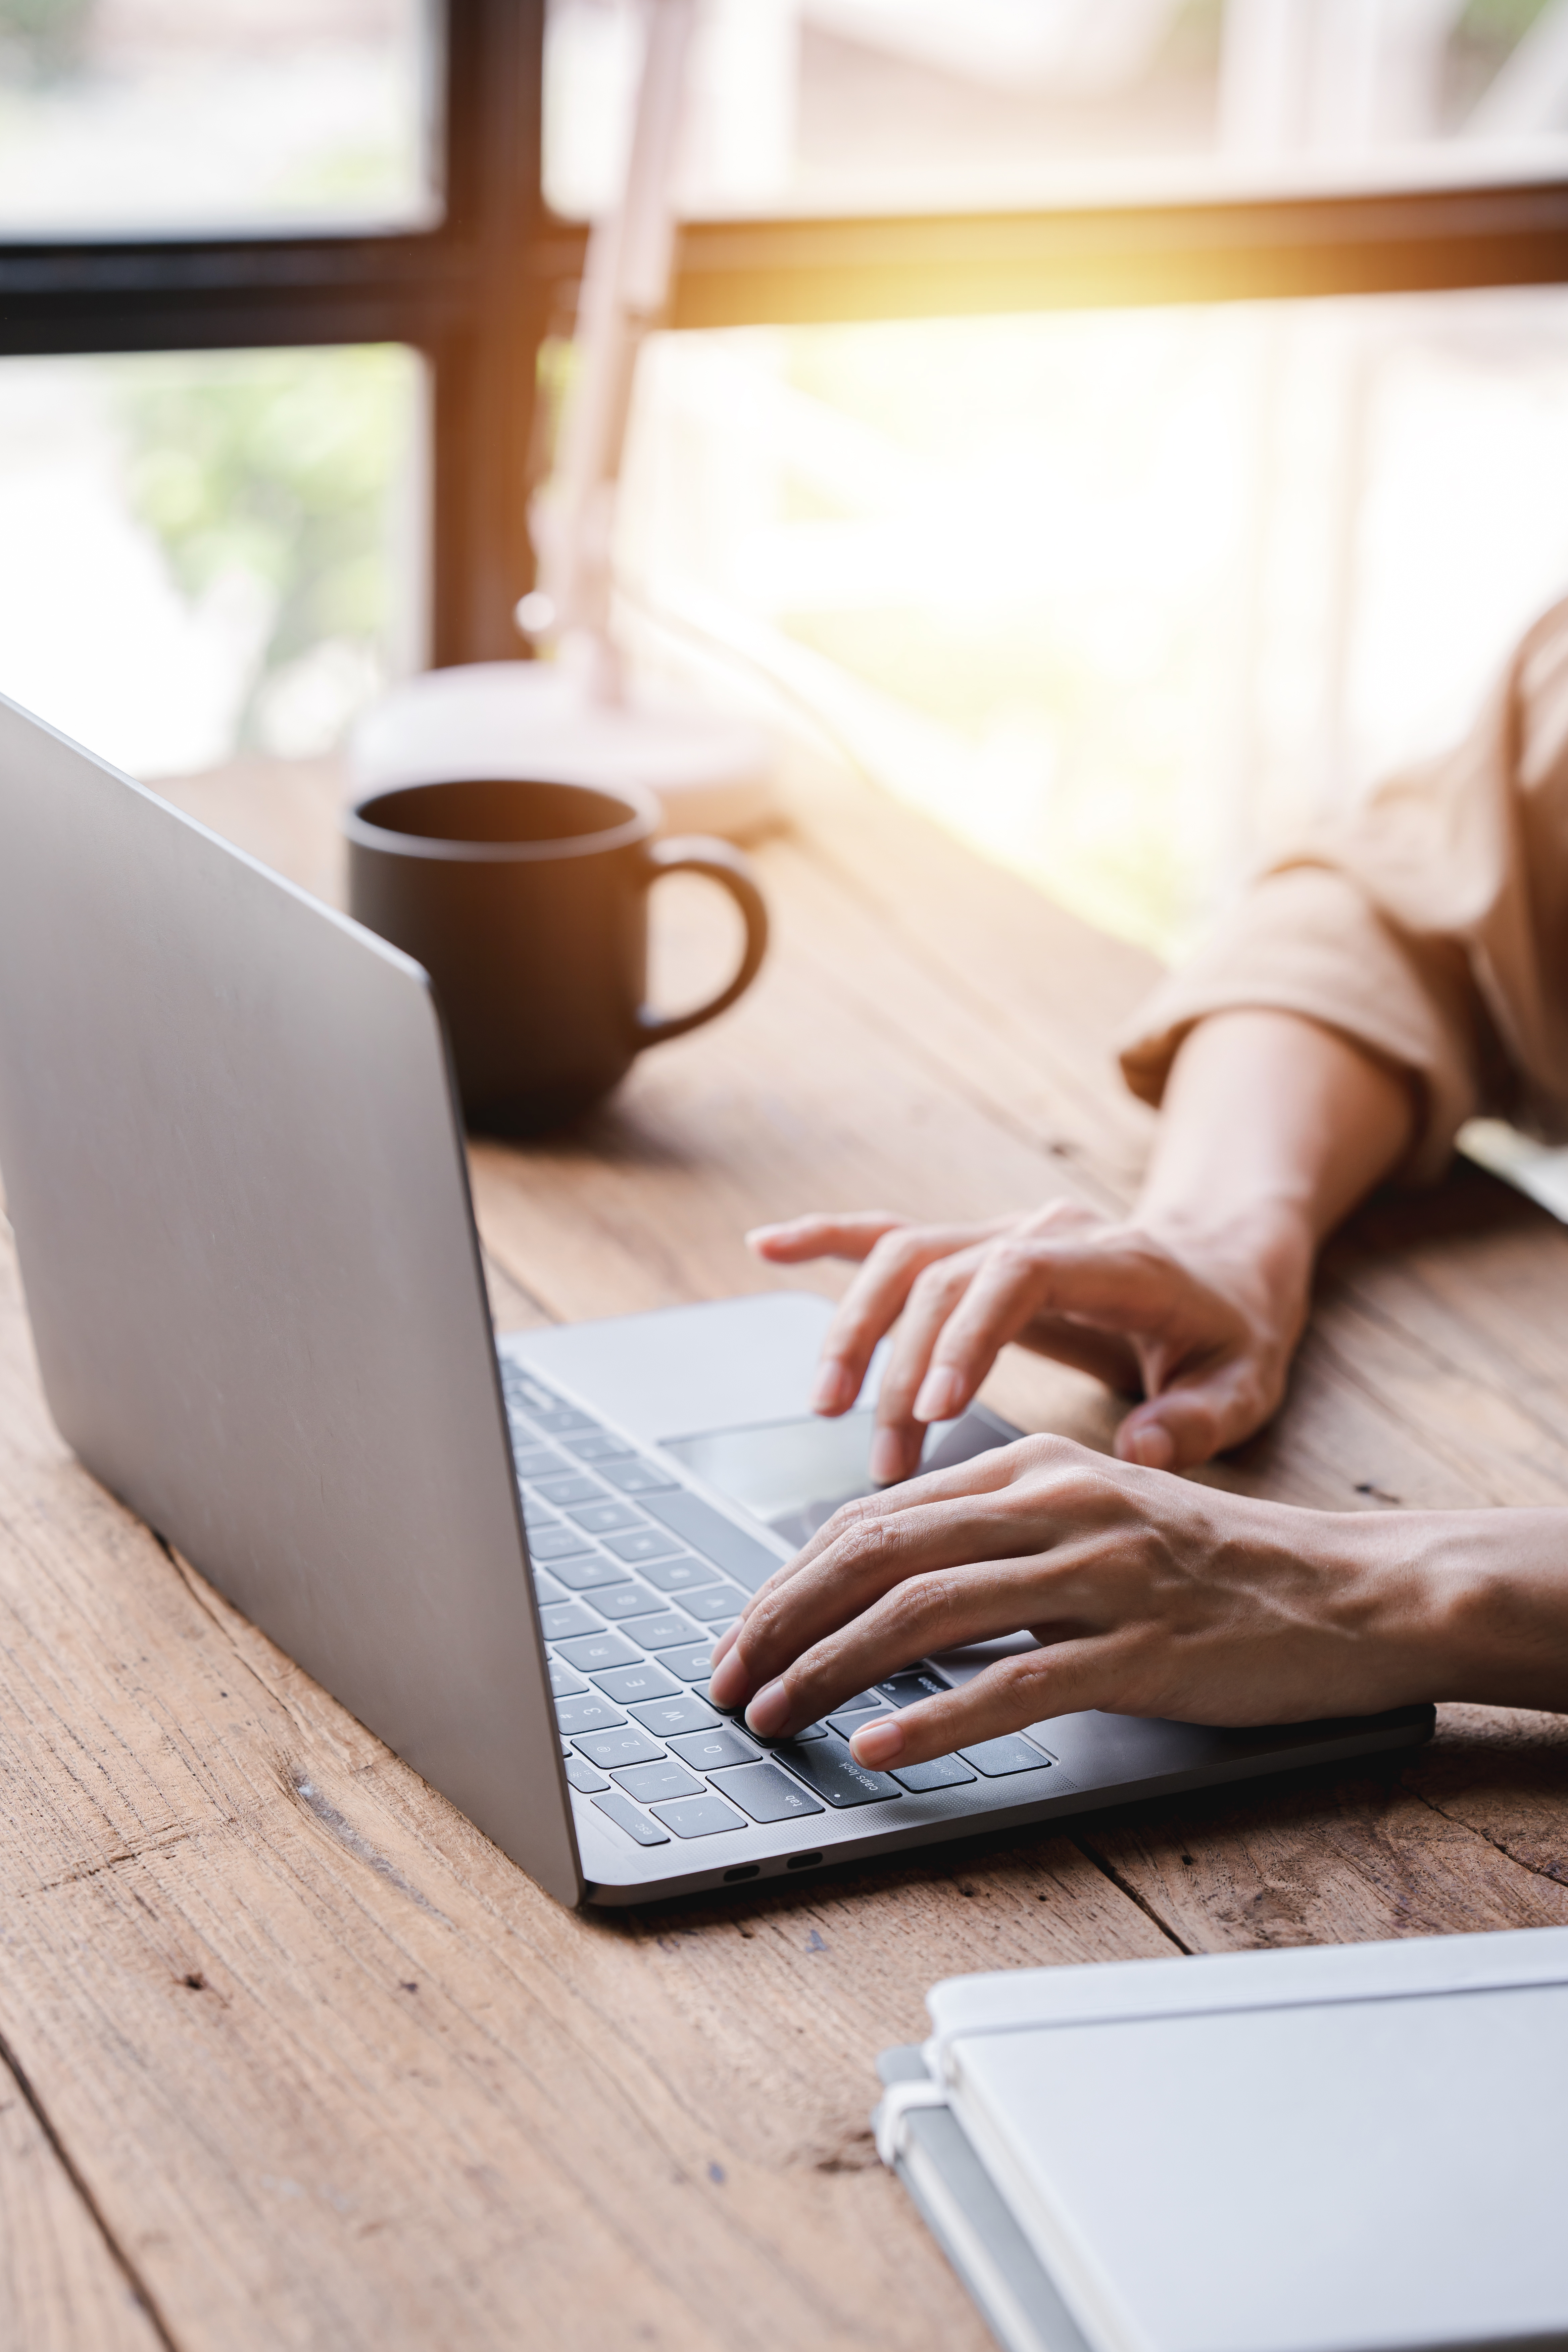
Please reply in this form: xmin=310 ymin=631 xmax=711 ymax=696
xmin=774 ymin=1737 xmax=901 ymax=1807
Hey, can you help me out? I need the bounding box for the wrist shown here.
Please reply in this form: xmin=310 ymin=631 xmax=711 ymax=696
xmin=1138 ymin=1194 xmax=1315 ymax=1353
xmin=1316 ymin=1506 xmax=1568 ymax=1713
xmin=1401 ymin=1510 xmax=1568 ymax=1711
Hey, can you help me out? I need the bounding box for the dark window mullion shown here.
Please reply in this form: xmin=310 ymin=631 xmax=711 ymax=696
xmin=430 ymin=0 xmax=547 ymax=666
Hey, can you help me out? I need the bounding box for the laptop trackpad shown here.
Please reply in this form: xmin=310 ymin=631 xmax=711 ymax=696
xmin=663 ymin=1404 xmax=1018 ymax=1553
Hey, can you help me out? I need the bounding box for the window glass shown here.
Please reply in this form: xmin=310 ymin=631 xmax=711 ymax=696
xmin=545 ymin=0 xmax=1568 ymax=219
xmin=602 ymin=288 xmax=1568 ymax=958
xmin=0 ymin=0 xmax=437 ymax=236
xmin=0 ymin=344 xmax=426 ymax=778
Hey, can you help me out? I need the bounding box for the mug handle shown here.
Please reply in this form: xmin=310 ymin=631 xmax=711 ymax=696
xmin=634 ymin=836 xmax=770 ymax=1048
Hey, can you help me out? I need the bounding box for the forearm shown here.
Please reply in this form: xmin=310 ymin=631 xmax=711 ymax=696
xmin=1135 ymin=1009 xmax=1416 ymax=1339
xmin=1338 ymin=1504 xmax=1568 ymax=1715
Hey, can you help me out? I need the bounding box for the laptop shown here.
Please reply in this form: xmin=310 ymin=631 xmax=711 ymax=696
xmin=0 ymin=691 xmax=1434 ymax=1906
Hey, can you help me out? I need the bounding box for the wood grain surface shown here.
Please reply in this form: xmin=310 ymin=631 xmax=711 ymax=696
xmin=0 ymin=746 xmax=1564 ymax=2350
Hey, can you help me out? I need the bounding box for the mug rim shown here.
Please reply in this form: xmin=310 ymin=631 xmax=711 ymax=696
xmin=343 ymin=774 xmax=660 ymax=865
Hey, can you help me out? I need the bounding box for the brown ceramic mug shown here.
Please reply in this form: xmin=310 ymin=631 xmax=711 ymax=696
xmin=345 ymin=775 xmax=768 ymax=1134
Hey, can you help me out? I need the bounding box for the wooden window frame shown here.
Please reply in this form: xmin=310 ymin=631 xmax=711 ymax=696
xmin=4 ymin=0 xmax=1567 ymax=666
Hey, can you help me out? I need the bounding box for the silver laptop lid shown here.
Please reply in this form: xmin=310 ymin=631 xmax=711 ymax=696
xmin=0 ymin=693 xmax=582 ymax=1905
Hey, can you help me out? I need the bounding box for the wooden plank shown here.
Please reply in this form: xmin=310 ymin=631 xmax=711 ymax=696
xmin=785 ymin=753 xmax=1161 ymax=1177
xmin=1074 ymin=1706 xmax=1568 ymax=1957
xmin=0 ymin=2057 xmax=166 ymax=2352
xmin=0 ymin=1212 xmax=1173 ymax=2352
xmin=464 ymin=908 xmax=1104 ymax=1327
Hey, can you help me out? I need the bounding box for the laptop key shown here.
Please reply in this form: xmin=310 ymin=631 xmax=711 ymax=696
xmin=554 ymin=1694 xmax=626 ymax=1734
xmin=677 ymin=1578 xmax=744 ymax=1620
xmin=528 ymin=1523 xmax=598 ymax=1562
xmin=775 ymin=1738 xmax=901 ymax=1807
xmin=627 ymin=1692 xmax=720 ymax=1737
xmin=569 ymin=1499 xmax=643 ymax=1534
xmin=878 ymin=1668 xmax=952 ymax=1708
xmin=709 ymin=1763 xmax=825 ymax=1823
xmin=597 ymin=1458 xmax=679 ymax=1494
xmin=532 ymin=1473 xmax=606 ymax=1508
xmin=639 ymin=1490 xmax=781 ymax=1592
xmin=592 ymin=1791 xmax=670 ymax=1847
xmin=512 ymin=1444 xmax=567 ymax=1480
xmin=593 ymin=1661 xmax=681 ymax=1704
xmin=649 ymin=1794 xmax=748 ymax=1840
xmin=553 ymin=1631 xmax=640 ymax=1672
xmin=661 ymin=1644 xmax=718 ymax=1685
xmin=558 ymin=1429 xmax=634 ymax=1463
xmin=531 ymin=1568 xmax=570 ymax=1606
xmin=668 ymin=1725 xmax=758 ymax=1771
xmin=589 ymin=1579 xmax=664 ymax=1621
xmin=827 ymin=1707 xmax=896 ymax=1740
xmin=603 ymin=1526 xmax=684 ymax=1563
xmin=890 ymin=1755 xmax=976 ymax=1792
xmin=958 ymin=1734 xmax=1054 ymax=1777
xmin=538 ymin=1600 xmax=604 ymax=1642
xmin=541 ymin=1552 xmax=633 ymax=1593
xmin=564 ymin=1755 xmax=609 ymax=1794
xmin=575 ymin=1726 xmax=665 ymax=1768
xmin=548 ymin=1661 xmax=589 ymax=1698
xmin=611 ymin=1759 xmax=704 ymax=1804
xmin=621 ymin=1612 xmax=699 ymax=1652
xmin=639 ymin=1553 xmax=722 ymax=1596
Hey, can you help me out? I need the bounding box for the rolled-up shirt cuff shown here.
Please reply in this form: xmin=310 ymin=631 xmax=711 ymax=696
xmin=1115 ymin=864 xmax=1479 ymax=1184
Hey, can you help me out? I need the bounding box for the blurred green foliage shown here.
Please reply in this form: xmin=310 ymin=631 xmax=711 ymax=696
xmin=116 ymin=346 xmax=418 ymax=748
xmin=0 ymin=0 xmax=93 ymax=83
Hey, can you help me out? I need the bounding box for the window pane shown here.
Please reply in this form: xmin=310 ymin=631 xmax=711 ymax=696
xmin=0 ymin=345 xmax=426 ymax=777
xmin=545 ymin=0 xmax=1568 ymax=218
xmin=0 ymin=0 xmax=437 ymax=236
xmin=604 ymin=288 xmax=1568 ymax=958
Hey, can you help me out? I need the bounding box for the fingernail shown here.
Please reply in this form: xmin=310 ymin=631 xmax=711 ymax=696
xmin=869 ymin=1427 xmax=905 ymax=1485
xmin=707 ymin=1649 xmax=747 ymax=1708
xmin=810 ymin=1362 xmax=852 ymax=1414
xmin=913 ymin=1365 xmax=964 ymax=1423
xmin=849 ymin=1715 xmax=904 ymax=1767
xmin=744 ymin=1679 xmax=790 ymax=1736
xmin=745 ymin=1224 xmax=782 ymax=1249
xmin=1123 ymin=1423 xmax=1174 ymax=1471
xmin=708 ymin=1621 xmax=740 ymax=1668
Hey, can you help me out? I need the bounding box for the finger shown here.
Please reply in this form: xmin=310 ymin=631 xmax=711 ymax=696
xmin=711 ymin=1434 xmax=1069 ymax=1701
xmin=1015 ymin=1311 xmax=1142 ymax=1393
xmin=744 ymin=1211 xmax=907 ymax=1265
xmin=737 ymin=1554 xmax=1088 ymax=1739
xmin=707 ymin=1446 xmax=1077 ymax=1713
xmin=870 ymin=1246 xmax=992 ymax=1483
xmin=1116 ymin=1351 xmax=1277 ymax=1471
xmin=811 ymin=1222 xmax=1006 ymax=1418
xmin=783 ymin=1434 xmax=1048 ymax=1578
xmin=845 ymin=1640 xmax=1122 ymax=1770
xmin=923 ymin=1235 xmax=1190 ymax=1422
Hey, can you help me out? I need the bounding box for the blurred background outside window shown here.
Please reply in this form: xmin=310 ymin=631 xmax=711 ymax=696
xmin=6 ymin=0 xmax=1568 ymax=961
xmin=0 ymin=0 xmax=435 ymax=234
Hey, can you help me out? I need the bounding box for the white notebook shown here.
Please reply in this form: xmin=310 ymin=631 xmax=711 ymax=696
xmin=875 ymin=1926 xmax=1568 ymax=2352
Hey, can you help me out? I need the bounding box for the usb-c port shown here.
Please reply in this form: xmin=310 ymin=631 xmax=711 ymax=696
xmin=785 ymin=1851 xmax=823 ymax=1871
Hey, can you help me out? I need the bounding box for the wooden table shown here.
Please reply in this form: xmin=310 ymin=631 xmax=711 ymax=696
xmin=4 ymin=749 xmax=1568 ymax=2351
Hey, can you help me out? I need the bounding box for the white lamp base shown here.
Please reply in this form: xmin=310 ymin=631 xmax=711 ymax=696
xmin=350 ymin=663 xmax=778 ymax=841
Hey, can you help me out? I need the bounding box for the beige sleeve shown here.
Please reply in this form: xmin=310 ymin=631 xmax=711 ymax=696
xmin=1117 ymin=866 xmax=1483 ymax=1183
xmin=1115 ymin=593 xmax=1568 ymax=1183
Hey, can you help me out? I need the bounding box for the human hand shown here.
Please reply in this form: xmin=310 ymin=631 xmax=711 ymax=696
xmin=705 ymin=1436 xmax=1439 ymax=1767
xmin=747 ymin=1200 xmax=1309 ymax=1482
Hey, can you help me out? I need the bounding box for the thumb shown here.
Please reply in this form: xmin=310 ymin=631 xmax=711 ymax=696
xmin=1115 ymin=1355 xmax=1276 ymax=1471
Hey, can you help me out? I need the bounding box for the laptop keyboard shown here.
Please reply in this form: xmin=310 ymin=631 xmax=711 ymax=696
xmin=501 ymin=1363 xmax=1056 ymax=1856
